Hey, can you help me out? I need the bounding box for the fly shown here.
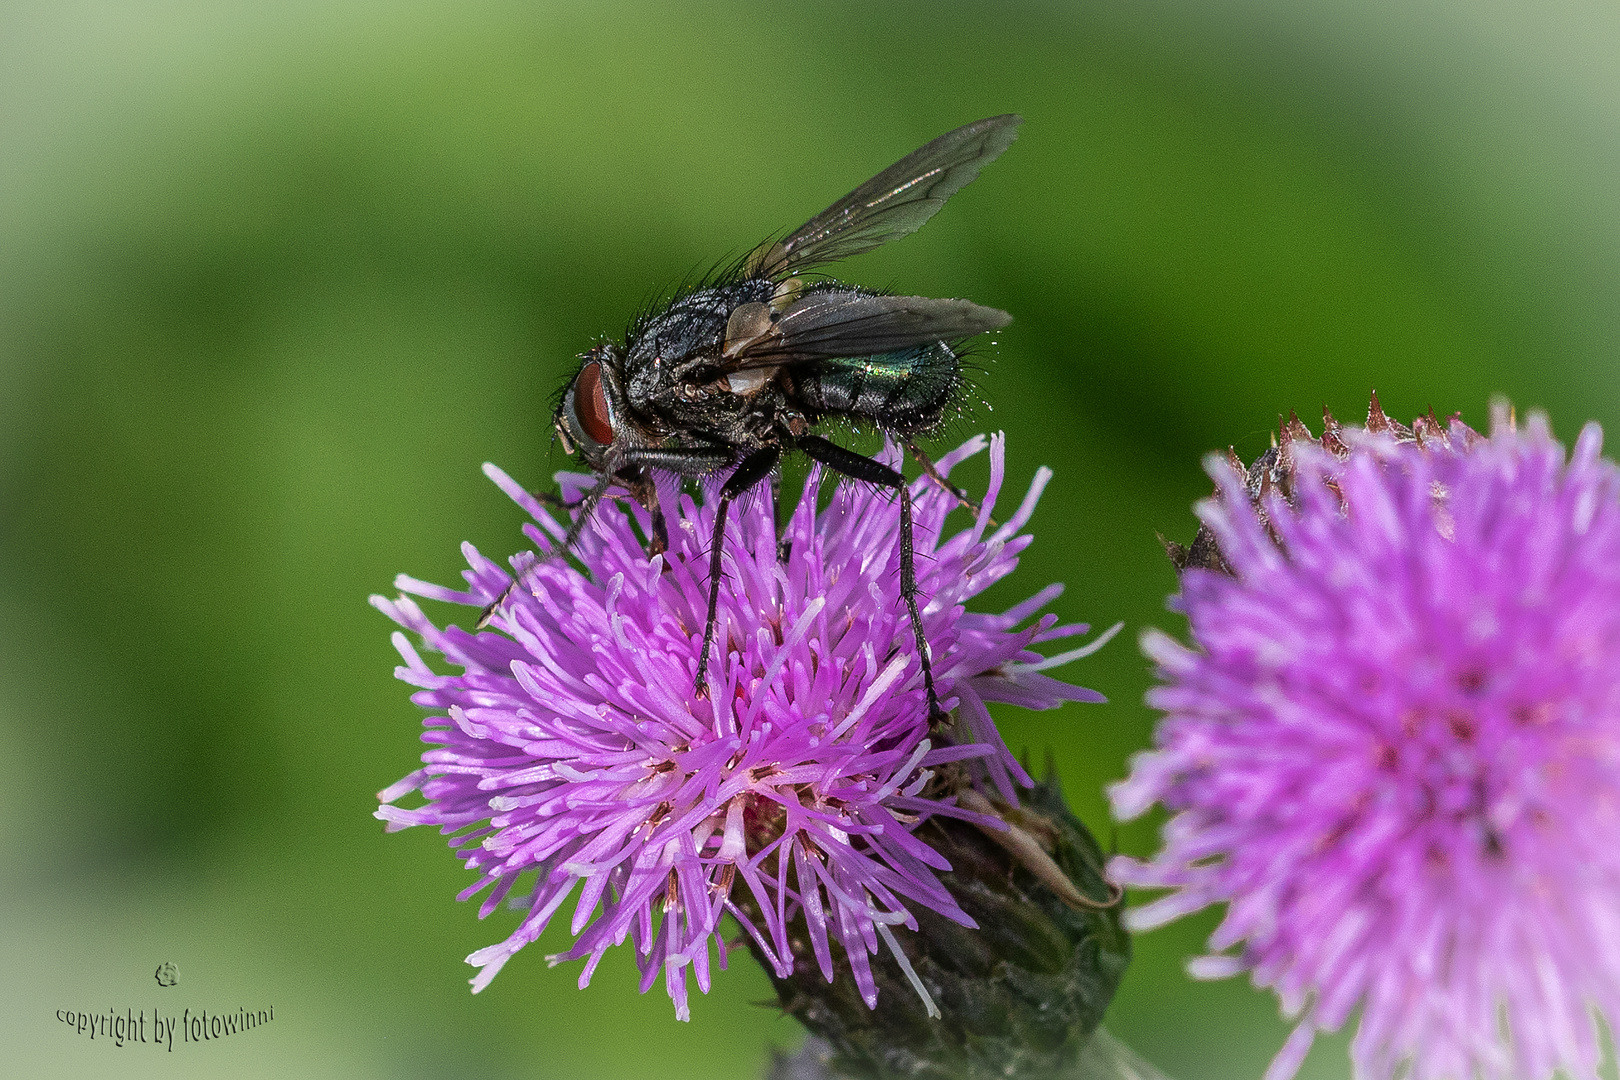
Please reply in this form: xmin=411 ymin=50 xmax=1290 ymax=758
xmin=479 ymin=114 xmax=1022 ymax=722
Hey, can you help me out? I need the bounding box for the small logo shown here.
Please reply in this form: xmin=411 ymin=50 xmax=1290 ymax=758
xmin=154 ymin=962 xmax=179 ymax=988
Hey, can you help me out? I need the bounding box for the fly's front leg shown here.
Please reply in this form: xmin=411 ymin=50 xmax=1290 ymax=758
xmin=478 ymin=445 xmax=730 ymax=632
xmin=904 ymin=436 xmax=997 ymax=529
xmin=694 ymin=447 xmax=780 ymax=698
xmin=619 ymin=445 xmax=735 ymax=561
xmin=798 ymin=434 xmax=945 ymax=723
xmin=476 ymin=483 xmax=607 ymax=629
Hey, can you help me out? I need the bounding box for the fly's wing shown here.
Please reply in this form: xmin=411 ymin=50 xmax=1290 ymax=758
xmin=744 ymin=114 xmax=1021 ymax=280
xmin=721 ymin=289 xmax=1010 ymax=365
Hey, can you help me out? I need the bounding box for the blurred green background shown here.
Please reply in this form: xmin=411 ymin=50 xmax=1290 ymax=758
xmin=5 ymin=1 xmax=1620 ymax=1077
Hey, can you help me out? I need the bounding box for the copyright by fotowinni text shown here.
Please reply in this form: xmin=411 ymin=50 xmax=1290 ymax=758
xmin=56 ymin=1005 xmax=274 ymax=1050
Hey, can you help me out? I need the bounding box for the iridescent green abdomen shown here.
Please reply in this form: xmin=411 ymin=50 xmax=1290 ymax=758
xmin=792 ymin=343 xmax=961 ymax=433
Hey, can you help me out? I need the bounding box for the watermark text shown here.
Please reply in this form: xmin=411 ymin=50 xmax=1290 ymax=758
xmin=55 ymin=1005 xmax=274 ymax=1050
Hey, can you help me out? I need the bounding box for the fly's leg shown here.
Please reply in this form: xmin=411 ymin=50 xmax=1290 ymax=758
xmin=798 ymin=434 xmax=945 ymax=723
xmin=649 ymin=502 xmax=670 ymax=558
xmin=621 ymin=468 xmax=669 ymax=558
xmin=771 ymin=468 xmax=793 ymax=563
xmin=695 ymin=447 xmax=781 ymax=697
xmin=904 ymin=436 xmax=997 ymax=529
xmin=619 ymin=446 xmax=735 ymax=562
xmin=535 ymin=485 xmax=669 ymax=545
xmin=478 ymin=447 xmax=731 ymax=632
xmin=475 ymin=483 xmax=607 ymax=629
xmin=531 ymin=490 xmax=583 ymax=511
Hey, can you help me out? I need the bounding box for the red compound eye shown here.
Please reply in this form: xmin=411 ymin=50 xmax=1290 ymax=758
xmin=572 ymin=361 xmax=614 ymax=446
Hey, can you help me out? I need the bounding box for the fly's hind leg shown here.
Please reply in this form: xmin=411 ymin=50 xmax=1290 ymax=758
xmin=904 ymin=436 xmax=997 ymax=529
xmin=798 ymin=434 xmax=946 ymax=723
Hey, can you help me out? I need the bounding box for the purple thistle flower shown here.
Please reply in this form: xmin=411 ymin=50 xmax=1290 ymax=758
xmin=1111 ymin=405 xmax=1620 ymax=1080
xmin=374 ymin=434 xmax=1112 ymax=1020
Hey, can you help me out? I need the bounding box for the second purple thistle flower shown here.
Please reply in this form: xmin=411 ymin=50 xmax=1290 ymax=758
xmin=1114 ymin=405 xmax=1620 ymax=1080
xmin=375 ymin=434 xmax=1114 ymax=1019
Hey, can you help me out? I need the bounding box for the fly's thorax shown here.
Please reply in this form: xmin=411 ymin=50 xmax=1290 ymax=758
xmin=624 ymin=280 xmax=775 ymax=409
xmin=788 ymin=341 xmax=963 ymax=434
xmin=659 ymin=381 xmax=791 ymax=454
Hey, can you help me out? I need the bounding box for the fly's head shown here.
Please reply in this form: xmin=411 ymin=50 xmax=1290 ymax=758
xmin=554 ymin=343 xmax=629 ymax=472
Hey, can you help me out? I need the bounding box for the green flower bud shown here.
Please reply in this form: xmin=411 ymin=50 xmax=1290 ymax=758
xmin=750 ymin=775 xmax=1129 ymax=1080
